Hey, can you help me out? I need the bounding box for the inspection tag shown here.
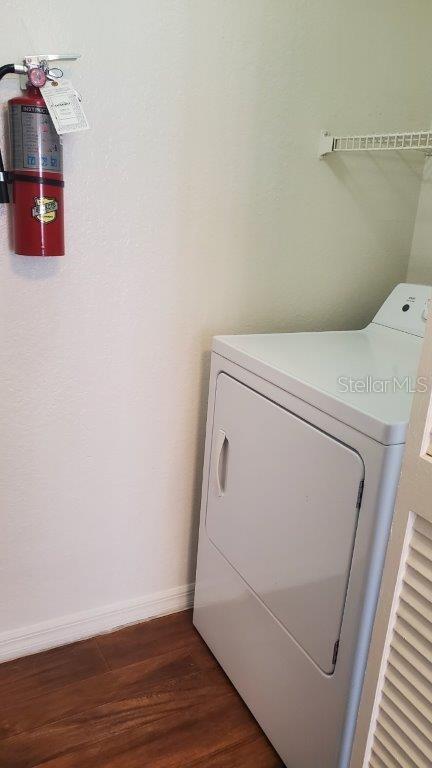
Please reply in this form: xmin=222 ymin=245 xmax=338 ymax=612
xmin=40 ymin=79 xmax=89 ymax=134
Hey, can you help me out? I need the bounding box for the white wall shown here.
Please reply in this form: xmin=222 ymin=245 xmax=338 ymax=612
xmin=1 ymin=0 xmax=432 ymax=652
xmin=408 ymin=157 xmax=432 ymax=285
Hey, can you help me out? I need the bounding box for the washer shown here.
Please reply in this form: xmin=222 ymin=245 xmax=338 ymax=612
xmin=193 ymin=283 xmax=431 ymax=768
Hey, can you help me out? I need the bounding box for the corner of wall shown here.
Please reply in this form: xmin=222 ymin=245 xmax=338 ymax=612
xmin=407 ymin=154 xmax=432 ymax=285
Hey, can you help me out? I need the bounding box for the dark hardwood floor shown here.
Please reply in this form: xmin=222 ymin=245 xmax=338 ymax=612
xmin=0 ymin=610 xmax=283 ymax=767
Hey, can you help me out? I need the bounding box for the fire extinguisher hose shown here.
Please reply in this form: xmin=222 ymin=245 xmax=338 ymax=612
xmin=0 ymin=64 xmax=15 ymax=204
xmin=0 ymin=64 xmax=15 ymax=80
xmin=0 ymin=152 xmax=8 ymax=204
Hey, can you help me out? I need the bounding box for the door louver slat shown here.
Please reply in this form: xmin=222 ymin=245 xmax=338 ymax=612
xmin=391 ymin=634 xmax=432 ymax=684
xmin=378 ymin=708 xmax=430 ymax=767
xmin=372 ymin=735 xmax=407 ymax=768
xmin=375 ymin=721 xmax=424 ymax=767
xmin=387 ymin=653 xmax=432 ymax=705
xmin=407 ymin=549 xmax=432 ymax=584
xmin=394 ymin=616 xmax=432 ymax=664
xmin=386 ymin=662 xmax=432 ymax=713
xmin=381 ymin=689 xmax=432 ymax=754
xmin=370 ymin=746 xmax=395 ymax=768
xmin=400 ymin=583 xmax=432 ymax=624
xmin=368 ymin=516 xmax=432 ymax=767
xmin=404 ymin=566 xmax=432 ymax=603
xmin=380 ymin=697 xmax=432 ymax=762
xmin=398 ymin=598 xmax=432 ymax=644
xmin=414 ymin=516 xmax=432 ymax=541
xmin=411 ymin=531 xmax=432 ymax=561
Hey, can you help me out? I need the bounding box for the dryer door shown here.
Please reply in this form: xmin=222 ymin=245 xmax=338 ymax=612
xmin=206 ymin=373 xmax=364 ymax=674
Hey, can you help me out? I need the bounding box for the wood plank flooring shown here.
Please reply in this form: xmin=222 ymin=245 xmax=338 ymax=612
xmin=0 ymin=611 xmax=283 ymax=767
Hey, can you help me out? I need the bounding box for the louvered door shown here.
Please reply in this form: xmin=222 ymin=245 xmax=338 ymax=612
xmin=350 ymin=307 xmax=432 ymax=768
xmin=369 ymin=515 xmax=432 ymax=768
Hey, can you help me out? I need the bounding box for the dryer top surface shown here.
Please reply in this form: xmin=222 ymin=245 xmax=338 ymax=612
xmin=213 ymin=323 xmax=423 ymax=445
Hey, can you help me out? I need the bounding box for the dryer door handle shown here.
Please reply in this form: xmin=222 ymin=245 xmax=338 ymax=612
xmin=215 ymin=428 xmax=229 ymax=497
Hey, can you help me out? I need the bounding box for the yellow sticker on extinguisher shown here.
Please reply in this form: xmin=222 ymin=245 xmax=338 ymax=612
xmin=32 ymin=196 xmax=58 ymax=224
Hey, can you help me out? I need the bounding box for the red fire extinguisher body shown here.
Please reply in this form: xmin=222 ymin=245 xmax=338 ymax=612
xmin=8 ymin=86 xmax=64 ymax=256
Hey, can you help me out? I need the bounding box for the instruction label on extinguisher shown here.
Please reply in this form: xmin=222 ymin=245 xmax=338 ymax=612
xmin=40 ymin=79 xmax=89 ymax=134
xmin=9 ymin=104 xmax=63 ymax=173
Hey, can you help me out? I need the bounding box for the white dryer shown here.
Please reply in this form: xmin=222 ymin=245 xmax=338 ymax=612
xmin=193 ymin=283 xmax=431 ymax=768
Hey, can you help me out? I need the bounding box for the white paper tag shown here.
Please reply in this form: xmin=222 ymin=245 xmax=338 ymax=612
xmin=40 ymin=78 xmax=89 ymax=134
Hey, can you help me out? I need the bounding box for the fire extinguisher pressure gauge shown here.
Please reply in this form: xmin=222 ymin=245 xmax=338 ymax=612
xmin=28 ymin=67 xmax=47 ymax=88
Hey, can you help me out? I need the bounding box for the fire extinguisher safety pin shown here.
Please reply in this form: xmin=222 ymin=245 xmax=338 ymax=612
xmin=46 ymin=68 xmax=64 ymax=81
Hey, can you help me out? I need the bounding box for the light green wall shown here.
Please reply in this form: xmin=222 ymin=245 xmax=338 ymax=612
xmin=408 ymin=159 xmax=432 ymax=285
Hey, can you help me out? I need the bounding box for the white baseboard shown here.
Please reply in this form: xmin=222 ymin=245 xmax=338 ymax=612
xmin=0 ymin=583 xmax=195 ymax=664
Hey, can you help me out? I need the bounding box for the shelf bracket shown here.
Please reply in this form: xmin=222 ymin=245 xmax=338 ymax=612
xmin=318 ymin=131 xmax=335 ymax=158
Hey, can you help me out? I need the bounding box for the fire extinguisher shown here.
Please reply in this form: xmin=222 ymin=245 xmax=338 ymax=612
xmin=0 ymin=55 xmax=81 ymax=257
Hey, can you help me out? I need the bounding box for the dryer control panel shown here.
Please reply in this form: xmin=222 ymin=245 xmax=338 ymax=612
xmin=371 ymin=283 xmax=432 ymax=337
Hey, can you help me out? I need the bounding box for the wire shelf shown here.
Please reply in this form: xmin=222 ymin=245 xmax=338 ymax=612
xmin=319 ymin=130 xmax=432 ymax=158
